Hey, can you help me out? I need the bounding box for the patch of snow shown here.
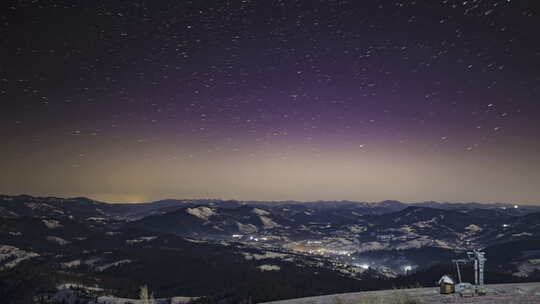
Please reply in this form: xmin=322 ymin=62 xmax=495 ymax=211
xmin=184 ymin=238 xmax=207 ymax=243
xmin=393 ymin=236 xmax=451 ymax=250
xmin=87 ymin=217 xmax=107 ymax=222
xmin=170 ymin=297 xmax=197 ymax=304
xmin=434 ymin=240 xmax=453 ymax=249
xmin=512 ymin=232 xmax=533 ymax=237
xmin=252 ymin=208 xmax=270 ymax=216
xmin=236 ymin=222 xmax=258 ymax=233
xmin=243 ymin=251 xmax=290 ymax=261
xmin=186 ymin=207 xmax=216 ymax=220
xmin=25 ymin=202 xmax=53 ymax=210
xmin=126 ymin=236 xmax=158 ymax=244
xmin=57 ymin=283 xmax=103 ymax=292
xmin=260 ymin=216 xmax=281 ymax=229
xmin=465 ymin=224 xmax=482 ymax=232
xmin=258 ymin=264 xmax=281 ymax=271
xmin=212 ymin=225 xmax=224 ymax=231
xmin=413 ymin=217 xmax=438 ymax=228
xmin=0 ymin=245 xmax=39 ymax=269
xmin=42 ymin=219 xmax=63 ymax=229
xmin=47 ymin=236 xmax=70 ymax=245
xmin=95 ymin=259 xmax=133 ymax=272
xmin=83 ymin=257 xmax=101 ymax=266
xmin=348 ymin=225 xmax=367 ymax=233
xmin=61 ymin=259 xmax=82 ymax=268
xmin=357 ymin=241 xmax=387 ymax=252
xmin=399 ymin=225 xmax=414 ymax=233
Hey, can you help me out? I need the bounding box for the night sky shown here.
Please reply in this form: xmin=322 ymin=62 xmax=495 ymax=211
xmin=1 ymin=0 xmax=539 ymax=204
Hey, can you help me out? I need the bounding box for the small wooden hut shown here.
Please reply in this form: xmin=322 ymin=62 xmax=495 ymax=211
xmin=438 ymin=275 xmax=455 ymax=294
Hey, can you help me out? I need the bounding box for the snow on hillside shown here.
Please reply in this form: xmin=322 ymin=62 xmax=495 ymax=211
xmin=258 ymin=264 xmax=281 ymax=271
xmin=347 ymin=225 xmax=367 ymax=233
xmin=95 ymin=259 xmax=134 ymax=272
xmin=242 ymin=251 xmax=291 ymax=261
xmin=57 ymin=283 xmax=103 ymax=292
xmin=236 ymin=222 xmax=258 ymax=233
xmin=412 ymin=217 xmax=438 ymax=228
xmin=47 ymin=235 xmax=70 ymax=245
xmin=252 ymin=208 xmax=270 ymax=216
xmin=61 ymin=256 xmax=135 ymax=271
xmin=25 ymin=202 xmax=53 ymax=210
xmin=87 ymin=217 xmax=108 ymax=222
xmin=0 ymin=245 xmax=39 ymax=269
xmin=512 ymin=232 xmax=533 ymax=237
xmin=465 ymin=224 xmax=482 ymax=232
xmin=433 ymin=239 xmax=453 ymax=249
xmin=514 ymin=259 xmax=540 ymax=277
xmin=186 ymin=207 xmax=216 ymax=220
xmin=260 ymin=216 xmax=281 ymax=229
xmin=83 ymin=257 xmax=102 ymax=267
xmin=184 ymin=238 xmax=208 ymax=243
xmin=61 ymin=259 xmax=82 ymax=268
xmin=126 ymin=236 xmax=158 ymax=244
xmin=42 ymin=219 xmax=63 ymax=229
xmin=356 ymin=241 xmax=386 ymax=252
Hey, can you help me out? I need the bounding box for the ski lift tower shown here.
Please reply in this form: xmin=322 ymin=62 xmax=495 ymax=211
xmin=452 ymin=249 xmax=487 ymax=295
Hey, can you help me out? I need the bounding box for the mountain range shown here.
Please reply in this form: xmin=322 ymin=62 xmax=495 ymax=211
xmin=1 ymin=194 xmax=540 ymax=303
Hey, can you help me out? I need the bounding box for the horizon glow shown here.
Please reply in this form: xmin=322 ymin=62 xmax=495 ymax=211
xmin=1 ymin=1 xmax=539 ymax=204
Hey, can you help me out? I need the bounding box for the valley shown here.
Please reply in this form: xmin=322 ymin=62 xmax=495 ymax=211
xmin=1 ymin=195 xmax=540 ymax=303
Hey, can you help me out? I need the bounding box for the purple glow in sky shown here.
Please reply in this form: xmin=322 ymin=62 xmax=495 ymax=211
xmin=1 ymin=1 xmax=539 ymax=204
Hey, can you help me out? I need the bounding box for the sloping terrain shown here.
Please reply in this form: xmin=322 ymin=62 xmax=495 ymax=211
xmin=262 ymin=282 xmax=540 ymax=304
xmin=1 ymin=195 xmax=540 ymax=303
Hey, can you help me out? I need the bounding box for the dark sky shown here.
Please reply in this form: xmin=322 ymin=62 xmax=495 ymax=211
xmin=1 ymin=0 xmax=539 ymax=204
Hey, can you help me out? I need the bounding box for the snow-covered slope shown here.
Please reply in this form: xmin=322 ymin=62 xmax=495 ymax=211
xmin=261 ymin=282 xmax=540 ymax=304
xmin=0 ymin=244 xmax=39 ymax=270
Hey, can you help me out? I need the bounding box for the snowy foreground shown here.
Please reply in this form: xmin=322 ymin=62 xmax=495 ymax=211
xmin=97 ymin=296 xmax=193 ymax=304
xmin=261 ymin=282 xmax=540 ymax=304
xmin=53 ymin=284 xmax=195 ymax=304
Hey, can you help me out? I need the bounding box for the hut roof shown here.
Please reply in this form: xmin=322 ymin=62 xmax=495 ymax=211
xmin=438 ymin=275 xmax=454 ymax=284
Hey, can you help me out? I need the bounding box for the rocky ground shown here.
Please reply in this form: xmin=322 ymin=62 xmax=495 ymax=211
xmin=262 ymin=282 xmax=540 ymax=304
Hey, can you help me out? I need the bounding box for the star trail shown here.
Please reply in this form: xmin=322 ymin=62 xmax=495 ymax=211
xmin=1 ymin=0 xmax=539 ymax=204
